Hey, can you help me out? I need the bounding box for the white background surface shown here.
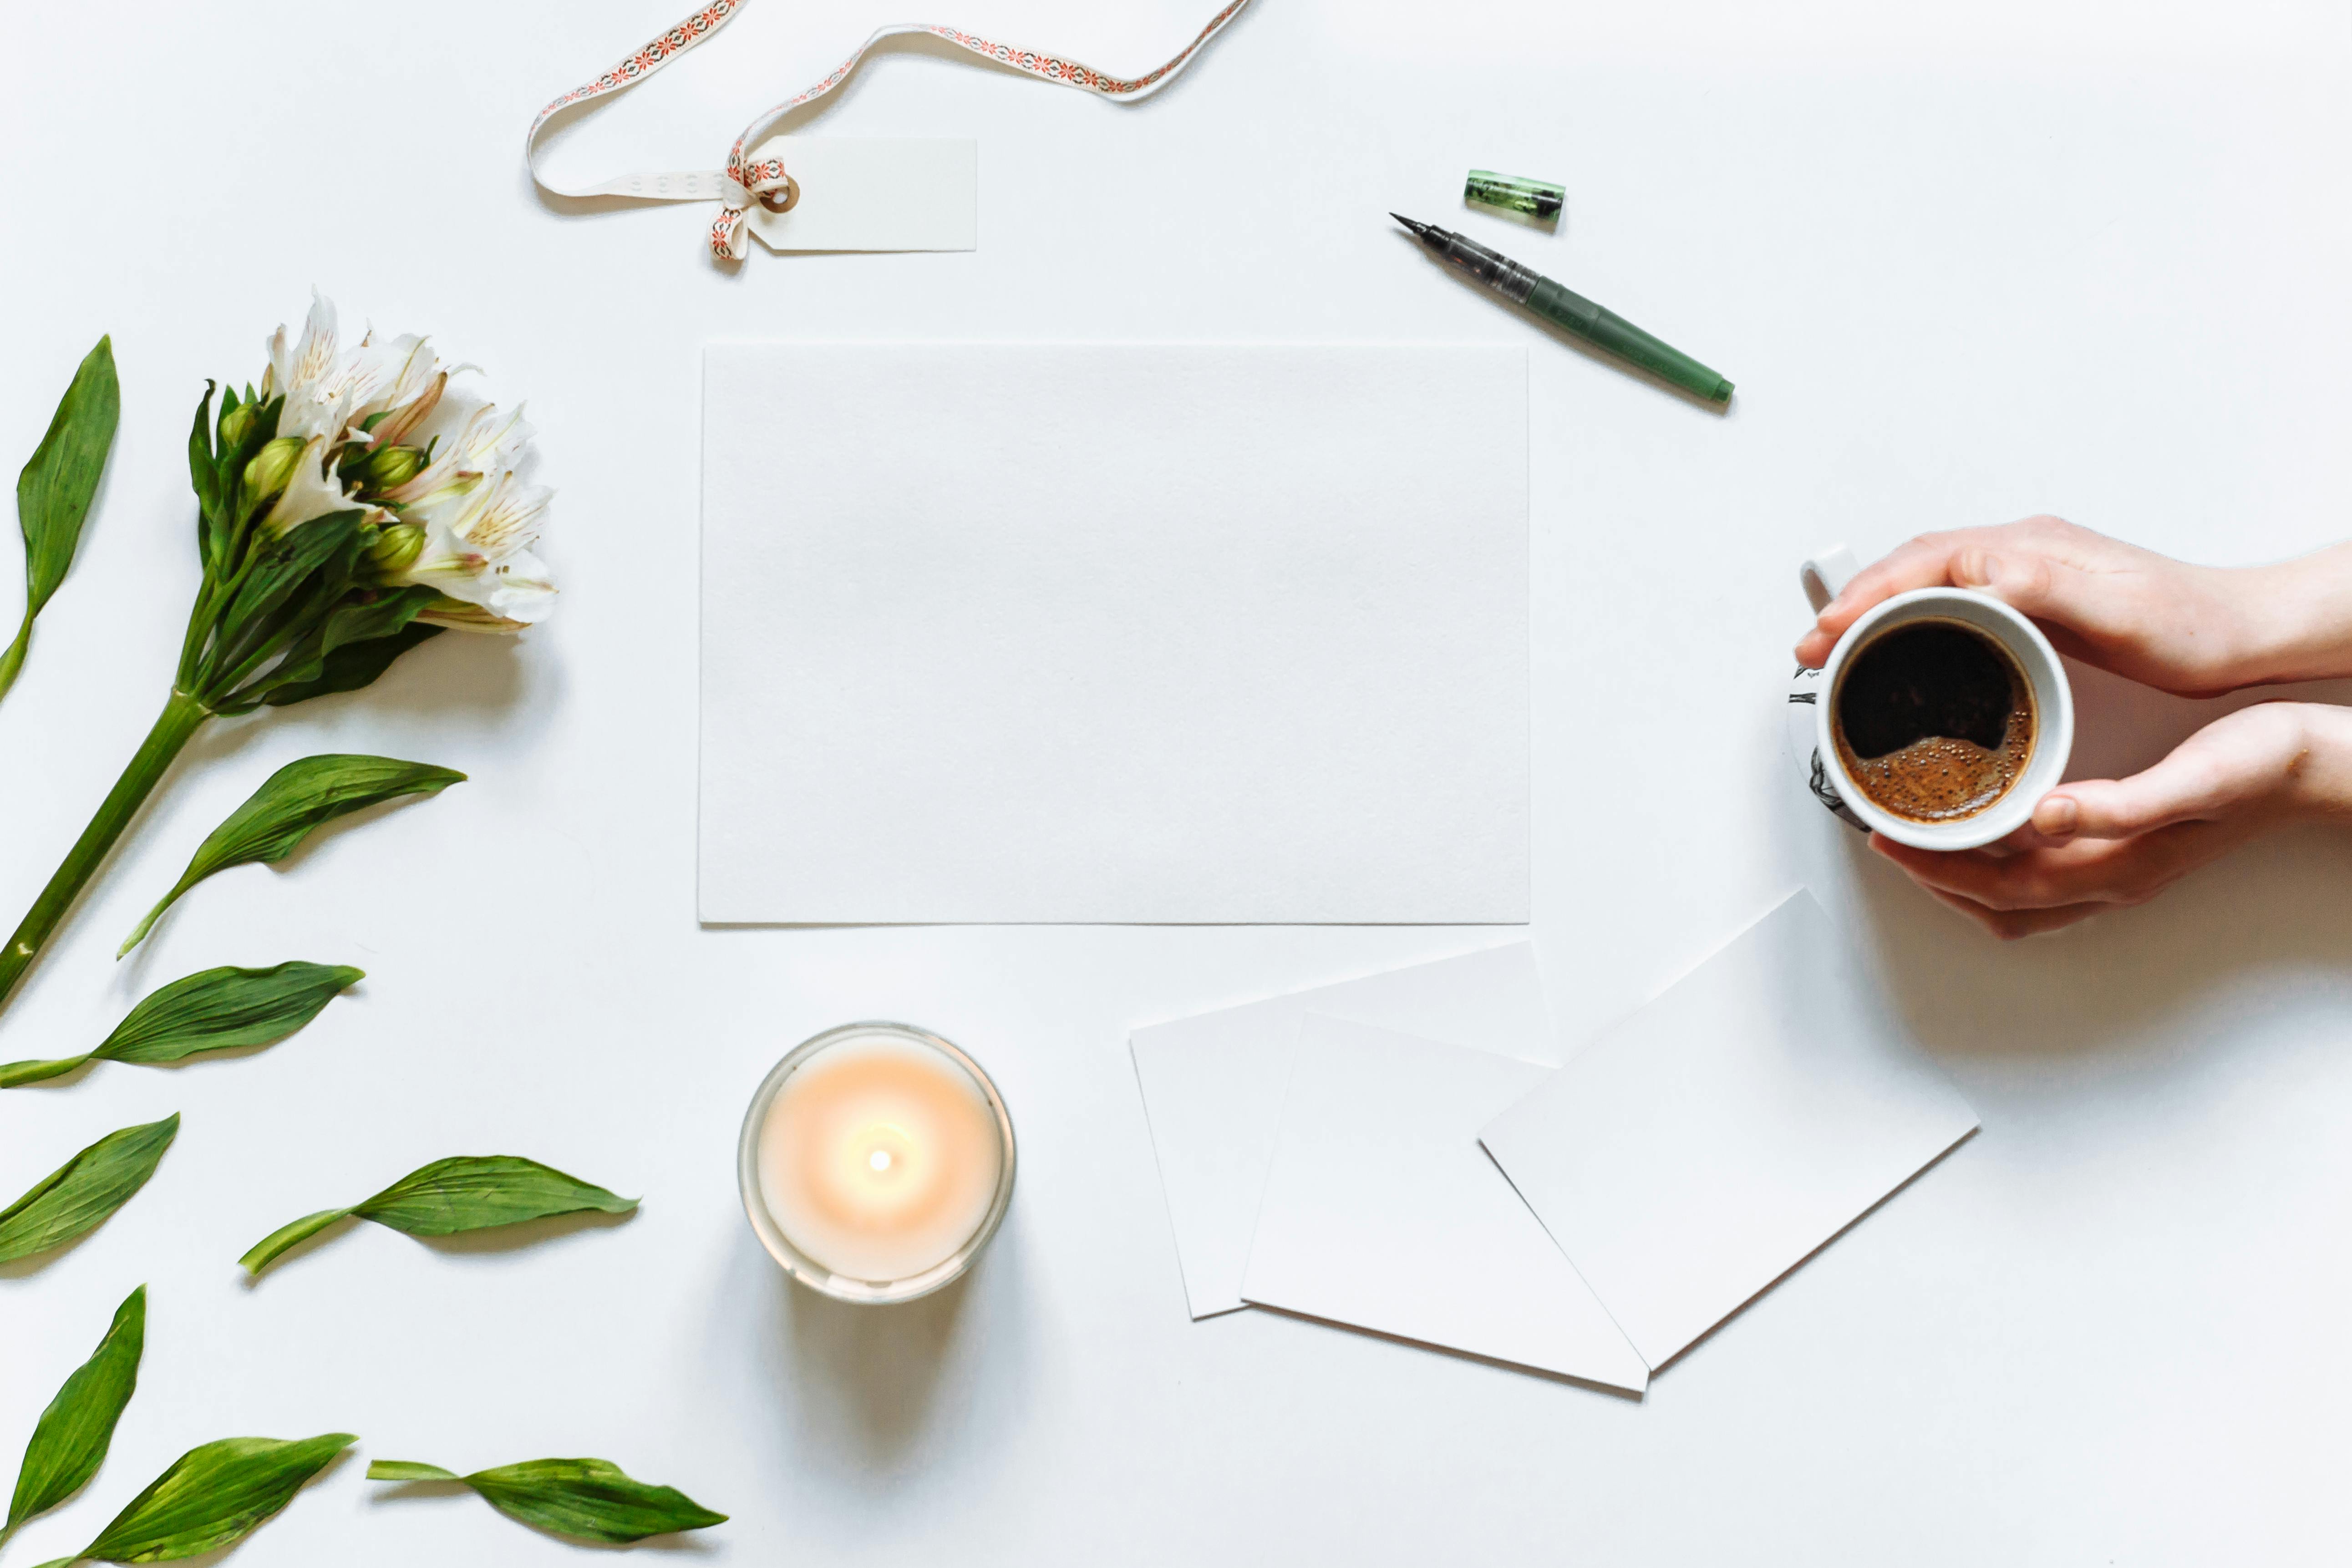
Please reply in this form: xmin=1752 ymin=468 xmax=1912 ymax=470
xmin=5 ymin=1 xmax=2352 ymax=1563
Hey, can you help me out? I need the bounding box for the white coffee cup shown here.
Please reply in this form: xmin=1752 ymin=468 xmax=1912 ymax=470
xmin=1801 ymin=545 xmax=2075 ymax=852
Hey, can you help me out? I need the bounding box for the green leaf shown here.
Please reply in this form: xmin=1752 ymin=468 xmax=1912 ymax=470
xmin=186 ymin=384 xmax=219 ymax=554
xmin=369 ymin=1456 xmax=726 ymax=1544
xmin=0 ymin=1117 xmax=178 ymax=1266
xmin=120 ymin=755 xmax=464 ymax=956
xmin=259 ymin=622 xmax=442 ymax=709
xmin=319 ymin=585 xmax=442 ymax=659
xmin=240 ymin=1156 xmax=635 ymax=1277
xmin=189 ymin=506 xmax=368 ymax=707
xmin=98 ymin=962 xmax=362 ymax=1065
xmin=353 ymin=1156 xmax=638 ymax=1236
xmin=214 ymin=511 xmax=367 ymax=652
xmin=4 ymin=1286 xmax=144 ymax=1541
xmin=235 ymin=588 xmax=439 ymax=712
xmin=19 ymin=338 xmax=120 ymax=617
xmin=72 ymin=1433 xmax=353 ymax=1563
xmin=2 ymin=338 xmax=120 ymax=704
xmin=0 ymin=963 xmax=361 ymax=1091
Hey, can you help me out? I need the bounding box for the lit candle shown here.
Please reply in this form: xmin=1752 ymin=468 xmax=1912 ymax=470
xmin=739 ymin=1023 xmax=1015 ymax=1302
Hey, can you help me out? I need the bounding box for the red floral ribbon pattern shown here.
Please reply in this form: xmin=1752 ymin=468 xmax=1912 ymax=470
xmin=526 ymin=0 xmax=1255 ymax=262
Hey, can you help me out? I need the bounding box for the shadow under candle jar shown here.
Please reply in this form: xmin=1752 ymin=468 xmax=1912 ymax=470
xmin=738 ymin=1022 xmax=1016 ymax=1304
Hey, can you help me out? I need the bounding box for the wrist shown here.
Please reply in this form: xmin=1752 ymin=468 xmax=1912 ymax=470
xmin=2275 ymin=703 xmax=2352 ymax=824
xmin=2221 ymin=547 xmax=2352 ymax=686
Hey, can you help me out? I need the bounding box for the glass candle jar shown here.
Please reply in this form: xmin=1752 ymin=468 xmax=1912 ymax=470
xmin=738 ymin=1021 xmax=1016 ymax=1304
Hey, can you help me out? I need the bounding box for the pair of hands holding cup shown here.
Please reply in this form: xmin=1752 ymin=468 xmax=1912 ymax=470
xmin=1795 ymin=517 xmax=2352 ymax=938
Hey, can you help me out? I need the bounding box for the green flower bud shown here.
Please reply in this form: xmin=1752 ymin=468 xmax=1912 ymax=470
xmin=352 ymin=444 xmax=426 ymax=495
xmin=219 ymin=399 xmax=258 ymax=448
xmin=366 ymin=522 xmax=427 ymax=577
xmin=241 ymin=436 xmax=307 ymax=506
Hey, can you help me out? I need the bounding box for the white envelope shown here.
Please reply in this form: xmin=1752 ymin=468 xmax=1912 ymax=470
xmin=1129 ymin=944 xmax=1556 ymax=1318
xmin=698 ymin=343 xmax=1529 ymax=925
xmin=1480 ymin=890 xmax=1979 ymax=1370
xmin=1238 ymin=1016 xmax=1647 ymax=1393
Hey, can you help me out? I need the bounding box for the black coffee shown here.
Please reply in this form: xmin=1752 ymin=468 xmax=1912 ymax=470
xmin=1833 ymin=619 xmax=2035 ymax=822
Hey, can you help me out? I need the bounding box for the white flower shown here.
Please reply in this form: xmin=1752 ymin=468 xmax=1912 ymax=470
xmin=254 ymin=292 xmax=554 ymax=632
xmin=264 ymin=292 xmax=372 ymax=444
xmin=381 ymin=402 xmax=533 ymax=513
xmin=261 ymin=436 xmax=381 ymax=533
xmin=395 ymin=469 xmax=558 ymax=632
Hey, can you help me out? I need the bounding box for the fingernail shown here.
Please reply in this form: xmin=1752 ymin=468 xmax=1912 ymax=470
xmin=1953 ymin=551 xmax=2002 ymax=589
xmin=2035 ymin=795 xmax=2078 ymax=836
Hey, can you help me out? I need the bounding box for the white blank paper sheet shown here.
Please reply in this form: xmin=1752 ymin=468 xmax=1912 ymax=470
xmin=1479 ymin=892 xmax=1979 ymax=1370
xmin=1239 ymin=1017 xmax=1647 ymax=1394
xmin=1129 ymin=944 xmax=1557 ymax=1319
xmin=699 ymin=343 xmax=1529 ymax=924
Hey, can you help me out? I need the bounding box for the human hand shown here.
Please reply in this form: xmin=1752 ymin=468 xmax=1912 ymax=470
xmin=1869 ymin=702 xmax=2352 ymax=938
xmin=1793 ymin=517 xmax=2273 ymax=695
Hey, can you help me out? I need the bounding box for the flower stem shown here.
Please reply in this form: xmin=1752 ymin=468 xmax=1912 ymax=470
xmin=0 ymin=689 xmax=210 ymax=1016
xmin=0 ymin=611 xmax=33 ymax=707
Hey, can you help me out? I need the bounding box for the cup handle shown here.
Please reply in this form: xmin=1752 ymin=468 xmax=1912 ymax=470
xmin=1800 ymin=545 xmax=1860 ymax=614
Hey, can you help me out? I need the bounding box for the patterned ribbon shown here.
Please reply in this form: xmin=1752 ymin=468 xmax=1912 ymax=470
xmin=528 ymin=0 xmax=1255 ymax=261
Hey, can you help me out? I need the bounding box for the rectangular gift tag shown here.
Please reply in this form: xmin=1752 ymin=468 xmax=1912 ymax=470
xmin=745 ymin=138 xmax=977 ymax=252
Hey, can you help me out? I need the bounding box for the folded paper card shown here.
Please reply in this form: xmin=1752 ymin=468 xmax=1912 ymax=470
xmin=700 ymin=343 xmax=1529 ymax=924
xmin=1479 ymin=890 xmax=1978 ymax=1370
xmin=1239 ymin=1015 xmax=1648 ymax=1393
xmin=1129 ymin=944 xmax=1557 ymax=1318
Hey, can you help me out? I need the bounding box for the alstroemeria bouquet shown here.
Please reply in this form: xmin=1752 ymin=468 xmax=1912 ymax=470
xmin=0 ymin=295 xmax=553 ymax=1010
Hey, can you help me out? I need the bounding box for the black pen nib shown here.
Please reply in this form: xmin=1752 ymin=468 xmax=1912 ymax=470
xmin=1390 ymin=212 xmax=1434 ymax=240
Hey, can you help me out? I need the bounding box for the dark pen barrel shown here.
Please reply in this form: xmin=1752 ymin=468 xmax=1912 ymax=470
xmin=1395 ymin=214 xmax=1733 ymax=405
xmin=1527 ymin=279 xmax=1734 ymax=404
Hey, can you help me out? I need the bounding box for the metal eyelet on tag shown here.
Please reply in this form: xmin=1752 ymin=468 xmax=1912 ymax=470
xmin=757 ymin=176 xmax=801 ymax=214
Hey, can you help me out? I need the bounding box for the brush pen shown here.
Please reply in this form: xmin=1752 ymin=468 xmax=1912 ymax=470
xmin=1391 ymin=213 xmax=1732 ymax=404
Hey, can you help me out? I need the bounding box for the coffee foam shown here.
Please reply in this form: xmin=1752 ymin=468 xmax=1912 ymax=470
xmin=1834 ymin=619 xmax=2036 ymax=824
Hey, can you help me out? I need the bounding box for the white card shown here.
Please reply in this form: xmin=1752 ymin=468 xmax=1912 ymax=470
xmin=1480 ymin=891 xmax=1979 ymax=1370
xmin=1128 ymin=943 xmax=1555 ymax=1319
xmin=1239 ymin=1017 xmax=1648 ymax=1393
xmin=699 ymin=343 xmax=1529 ymax=924
xmin=745 ymin=138 xmax=977 ymax=253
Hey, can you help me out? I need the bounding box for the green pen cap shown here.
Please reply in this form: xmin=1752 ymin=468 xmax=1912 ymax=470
xmin=1465 ymin=170 xmax=1565 ymax=223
